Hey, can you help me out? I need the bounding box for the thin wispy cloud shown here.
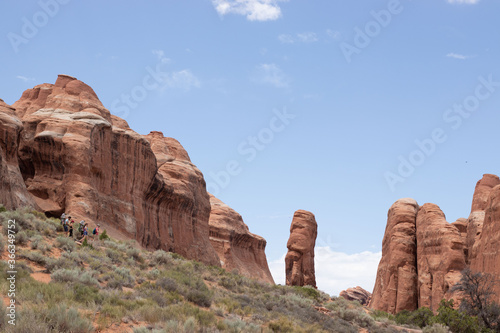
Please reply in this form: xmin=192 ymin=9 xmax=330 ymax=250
xmin=212 ymin=0 xmax=287 ymax=21
xmin=326 ymin=29 xmax=341 ymax=40
xmin=446 ymin=52 xmax=475 ymax=60
xmin=160 ymin=70 xmax=201 ymax=91
xmin=152 ymin=49 xmax=171 ymax=64
xmin=278 ymin=32 xmax=319 ymax=44
xmin=16 ymin=75 xmax=35 ymax=82
xmin=253 ymin=63 xmax=289 ymax=88
xmin=269 ymin=247 xmax=382 ymax=296
xmin=447 ymin=0 xmax=479 ymax=4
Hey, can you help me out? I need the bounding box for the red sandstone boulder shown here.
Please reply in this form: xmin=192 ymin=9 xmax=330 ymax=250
xmin=208 ymin=194 xmax=274 ymax=284
xmin=285 ymin=210 xmax=317 ymax=288
xmin=370 ymin=198 xmax=419 ymax=313
xmin=0 ymin=99 xmax=36 ymax=209
xmin=340 ymin=286 xmax=372 ymax=305
xmin=10 ymin=75 xmax=220 ymax=266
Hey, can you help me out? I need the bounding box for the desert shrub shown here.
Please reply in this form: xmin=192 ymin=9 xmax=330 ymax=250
xmin=0 ymin=205 xmax=6 ymax=213
xmin=0 ymin=233 xmax=5 ymax=254
xmin=423 ymin=323 xmax=451 ymax=333
xmin=105 ymin=248 xmax=123 ymax=263
xmin=371 ymin=309 xmax=395 ymax=322
xmin=150 ymin=249 xmax=172 ymax=266
xmin=15 ymin=230 xmax=28 ymax=245
xmin=99 ymin=229 xmax=110 ymax=240
xmin=44 ymin=304 xmax=94 ymax=333
xmin=186 ymin=289 xmax=213 ymax=308
xmin=396 ymin=307 xmax=434 ymax=328
xmin=72 ymin=284 xmax=104 ymax=305
xmin=51 ymin=268 xmax=99 ymax=287
xmin=157 ymin=277 xmax=179 ymax=292
xmin=55 ymin=236 xmax=76 ymax=252
xmin=292 ymin=285 xmax=322 ymax=302
xmin=268 ymin=317 xmax=295 ymax=332
xmin=147 ymin=268 xmax=161 ymax=280
xmin=341 ymin=308 xmax=375 ymax=328
xmin=19 ymin=250 xmax=51 ymax=266
xmin=126 ymin=247 xmax=143 ymax=262
xmin=224 ymin=318 xmax=261 ymax=333
xmin=431 ymin=299 xmax=480 ymax=333
xmin=0 ymin=208 xmax=56 ymax=236
xmin=184 ymin=316 xmax=197 ymax=331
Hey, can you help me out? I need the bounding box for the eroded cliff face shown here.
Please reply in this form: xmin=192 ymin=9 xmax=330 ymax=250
xmin=7 ymin=74 xmax=223 ymax=266
xmin=0 ymin=75 xmax=277 ymax=278
xmin=208 ymin=194 xmax=274 ymax=284
xmin=415 ymin=204 xmax=466 ymax=312
xmin=0 ymin=99 xmax=36 ymax=209
xmin=369 ymin=198 xmax=419 ymax=313
xmin=285 ymin=210 xmax=317 ymax=288
xmin=371 ymin=174 xmax=500 ymax=313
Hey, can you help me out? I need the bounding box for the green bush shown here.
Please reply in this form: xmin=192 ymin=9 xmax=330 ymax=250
xmin=45 ymin=304 xmax=94 ymax=333
xmin=51 ymin=268 xmax=99 ymax=287
xmin=396 ymin=307 xmax=434 ymax=328
xmin=432 ymin=299 xmax=480 ymax=333
xmin=99 ymin=229 xmax=110 ymax=240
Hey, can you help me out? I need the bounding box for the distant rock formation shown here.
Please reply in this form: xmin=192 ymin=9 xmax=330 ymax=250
xmin=0 ymin=75 xmax=275 ymax=280
xmin=285 ymin=210 xmax=317 ymax=288
xmin=208 ymin=194 xmax=274 ymax=284
xmin=371 ymin=174 xmax=500 ymax=314
xmin=340 ymin=287 xmax=372 ymax=306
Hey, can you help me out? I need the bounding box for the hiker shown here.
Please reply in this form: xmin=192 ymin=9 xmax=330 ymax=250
xmin=60 ymin=212 xmax=66 ymax=225
xmin=92 ymin=224 xmax=100 ymax=239
xmin=64 ymin=216 xmax=71 ymax=232
xmin=68 ymin=220 xmax=74 ymax=238
xmin=78 ymin=223 xmax=88 ymax=243
xmin=78 ymin=220 xmax=85 ymax=236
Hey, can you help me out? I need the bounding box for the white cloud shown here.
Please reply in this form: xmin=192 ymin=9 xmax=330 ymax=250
xmin=447 ymin=0 xmax=479 ymax=4
xmin=268 ymin=247 xmax=382 ymax=296
xmin=16 ymin=75 xmax=35 ymax=82
xmin=446 ymin=52 xmax=474 ymax=60
xmin=278 ymin=34 xmax=295 ymax=44
xmin=297 ymin=32 xmax=318 ymax=43
xmin=278 ymin=32 xmax=319 ymax=44
xmin=212 ymin=0 xmax=287 ymax=21
xmin=326 ymin=29 xmax=341 ymax=40
xmin=160 ymin=69 xmax=201 ymax=91
xmin=152 ymin=49 xmax=171 ymax=64
xmin=253 ymin=63 xmax=289 ymax=88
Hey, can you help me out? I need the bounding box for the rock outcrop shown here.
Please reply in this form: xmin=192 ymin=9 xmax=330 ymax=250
xmin=370 ymin=198 xmax=419 ymax=313
xmin=0 ymin=99 xmax=36 ymax=209
xmin=371 ymin=174 xmax=500 ymax=314
xmin=415 ymin=204 xmax=466 ymax=312
xmin=208 ymin=194 xmax=274 ymax=284
xmin=285 ymin=210 xmax=317 ymax=288
xmin=340 ymin=287 xmax=372 ymax=305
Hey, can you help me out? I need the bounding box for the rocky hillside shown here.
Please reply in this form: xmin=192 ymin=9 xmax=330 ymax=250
xmin=370 ymin=174 xmax=500 ymax=314
xmin=0 ymin=75 xmax=272 ymax=283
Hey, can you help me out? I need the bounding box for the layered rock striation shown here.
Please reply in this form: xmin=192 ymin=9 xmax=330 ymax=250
xmin=371 ymin=174 xmax=500 ymax=313
xmin=285 ymin=210 xmax=317 ymax=288
xmin=0 ymin=75 xmax=274 ymax=278
xmin=208 ymin=194 xmax=274 ymax=284
xmin=340 ymin=287 xmax=372 ymax=306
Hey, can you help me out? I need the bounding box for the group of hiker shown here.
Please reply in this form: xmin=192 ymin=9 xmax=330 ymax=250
xmin=60 ymin=213 xmax=100 ymax=243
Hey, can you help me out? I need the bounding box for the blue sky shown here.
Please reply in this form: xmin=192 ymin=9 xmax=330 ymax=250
xmin=1 ymin=0 xmax=499 ymax=295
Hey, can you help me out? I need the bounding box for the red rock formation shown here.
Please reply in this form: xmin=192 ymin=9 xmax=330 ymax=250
xmin=208 ymin=194 xmax=274 ymax=284
xmin=0 ymin=99 xmax=36 ymax=209
xmin=470 ymin=184 xmax=500 ymax=299
xmin=285 ymin=210 xmax=317 ymax=288
xmin=371 ymin=199 xmax=468 ymax=313
xmin=466 ymin=174 xmax=500 ymax=264
xmin=370 ymin=198 xmax=419 ymax=313
xmin=415 ymin=204 xmax=467 ymax=312
xmin=10 ymin=75 xmax=220 ymax=266
xmin=340 ymin=286 xmax=372 ymax=305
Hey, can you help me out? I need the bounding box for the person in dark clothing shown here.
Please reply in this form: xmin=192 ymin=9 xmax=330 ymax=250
xmin=68 ymin=220 xmax=74 ymax=238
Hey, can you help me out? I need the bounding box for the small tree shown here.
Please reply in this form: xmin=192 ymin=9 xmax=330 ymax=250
xmin=451 ymin=267 xmax=500 ymax=331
